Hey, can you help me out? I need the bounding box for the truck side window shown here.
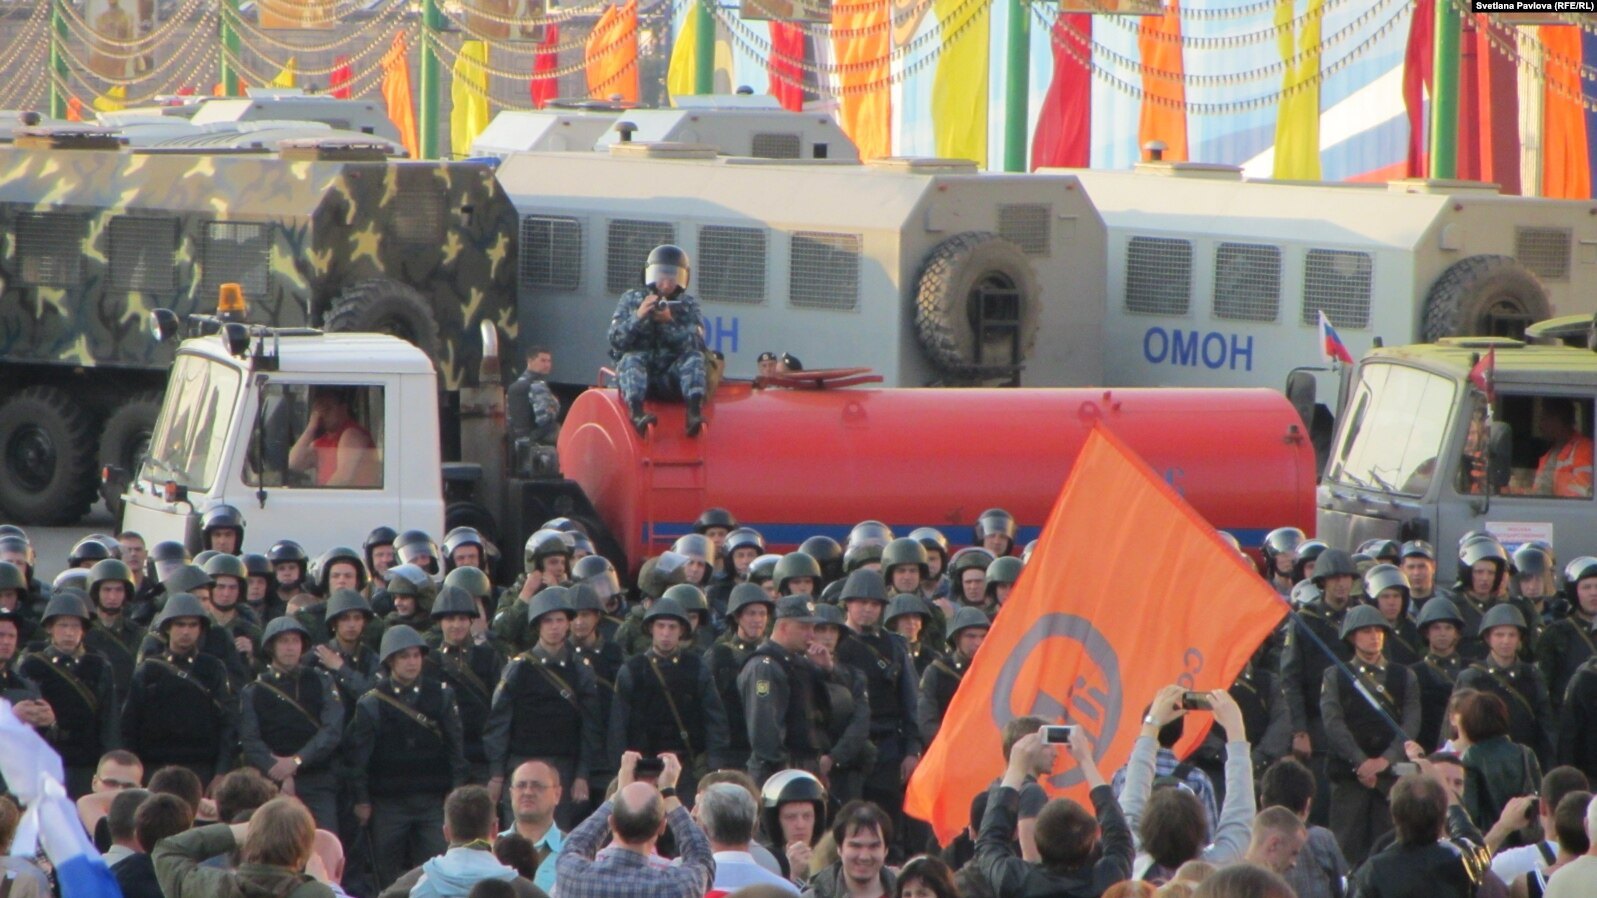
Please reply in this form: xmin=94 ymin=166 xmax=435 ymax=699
xmin=245 ymin=384 xmax=384 ymax=489
xmin=1486 ymin=395 xmax=1595 ymax=499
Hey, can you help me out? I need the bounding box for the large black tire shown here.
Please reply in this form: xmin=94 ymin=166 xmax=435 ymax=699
xmin=98 ymin=390 xmax=164 ymax=518
xmin=1422 ymin=255 xmax=1551 ymax=341
xmin=914 ymin=232 xmax=1040 ymax=380
xmin=0 ymin=386 xmax=100 ymax=524
xmin=323 ymin=279 xmax=442 ymax=359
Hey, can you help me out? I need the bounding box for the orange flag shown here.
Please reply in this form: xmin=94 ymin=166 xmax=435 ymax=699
xmin=382 ymin=33 xmax=419 ymax=159
xmin=832 ymin=0 xmax=891 ymax=160
xmin=585 ymin=0 xmax=639 ymax=104
xmin=1137 ymin=0 xmax=1187 ymax=161
xmin=905 ymin=425 xmax=1286 ymax=844
xmin=1541 ymin=25 xmax=1590 ymax=200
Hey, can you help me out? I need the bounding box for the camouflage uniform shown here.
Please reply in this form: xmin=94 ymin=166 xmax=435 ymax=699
xmin=607 ymin=288 xmax=708 ymax=405
xmin=526 ymin=373 xmax=561 ymax=444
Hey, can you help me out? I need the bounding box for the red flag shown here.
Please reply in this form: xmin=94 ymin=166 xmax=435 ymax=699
xmin=769 ymin=21 xmax=805 ymax=112
xmin=1031 ymin=13 xmax=1091 ymax=170
xmin=1469 ymin=348 xmax=1496 ymax=401
xmin=530 ymin=23 xmax=560 ymax=109
xmin=330 ymin=54 xmax=353 ymax=99
xmin=1403 ymin=0 xmax=1434 ymax=177
xmin=905 ymin=426 xmax=1287 ymax=844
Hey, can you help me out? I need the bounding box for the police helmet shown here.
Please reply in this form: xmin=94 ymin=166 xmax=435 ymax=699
xmin=1512 ymin=544 xmax=1553 ymax=580
xmin=947 ymin=606 xmax=992 ymax=646
xmin=430 ymin=585 xmax=479 ymax=620
xmin=363 ymin=525 xmax=398 ymax=569
xmin=644 ymin=244 xmax=691 ymax=290
xmin=884 ymin=594 xmax=931 ymax=628
xmin=1363 ymin=563 xmax=1410 ymax=602
xmin=0 ymin=561 xmax=23 ymax=592
xmin=154 ymin=592 xmax=210 ymax=631
xmin=567 ymin=532 xmax=593 ymax=559
xmin=395 ymin=530 xmax=440 ymax=573
xmin=839 ymin=569 xmax=889 ymax=604
xmin=162 ymin=564 xmax=214 ymax=596
xmin=843 ymin=542 xmax=883 ymax=574
xmin=1357 ymin=539 xmax=1402 ymax=564
xmin=443 ymin=566 xmax=493 ymax=601
xmin=1217 ymin=531 xmax=1246 ymax=557
xmin=1339 ymin=604 xmax=1393 ymax=642
xmin=524 ymin=529 xmax=573 ymax=572
xmin=194 ymin=551 xmax=221 ymax=569
xmin=693 ymin=507 xmax=738 ymax=534
xmin=1565 ymin=556 xmax=1597 ymax=593
xmin=973 ymin=508 xmax=1018 ymax=549
xmin=644 ymin=596 xmax=692 ymax=629
xmin=1291 ymin=540 xmax=1329 ymax=582
xmin=948 ymin=547 xmax=997 ymax=578
xmin=266 ymin=540 xmax=308 ymax=567
xmin=1415 ymin=597 xmax=1465 ymax=634
xmin=638 ymin=554 xmax=688 ymax=601
xmin=242 ymin=553 xmax=272 ymax=579
xmin=908 ymin=527 xmax=950 ymax=563
xmin=798 ymin=536 xmax=844 ymax=583
xmin=540 ymin=517 xmax=592 ymax=537
xmin=325 ymin=588 xmax=374 ymax=622
xmin=527 ymin=587 xmax=576 ymax=625
xmin=760 ymin=770 xmax=827 ymax=845
xmin=203 ymin=554 xmax=248 ymax=592
xmin=52 ymin=569 xmax=90 ymax=594
xmin=727 ymin=582 xmax=775 ymax=618
xmin=569 ymin=583 xmax=606 ymax=615
xmin=68 ymin=536 xmax=112 ymax=568
xmin=1263 ymin=527 xmax=1306 ymax=566
xmin=748 ymin=554 xmax=783 ymax=585
xmin=1459 ymin=537 xmax=1509 ymax=592
xmin=1311 ymin=549 xmax=1357 ymax=585
xmin=672 ymin=533 xmax=717 ymax=568
xmin=379 ymin=625 xmax=429 ymax=666
xmin=881 ymin=538 xmax=930 ymax=580
xmin=41 ymin=589 xmax=92 ymax=625
xmin=385 ymin=564 xmax=438 ymax=611
xmin=261 ymin=616 xmax=310 ymax=652
xmin=723 ymin=528 xmax=766 ymax=559
xmin=1478 ymin=603 xmax=1528 ymax=637
xmin=774 ymin=552 xmax=823 ymax=593
xmin=571 ymin=554 xmax=622 ymax=601
xmin=847 ymin=521 xmax=894 ymax=551
xmin=201 ymin=504 xmax=245 ymax=551
xmin=316 ymin=546 xmax=368 ymax=595
xmin=986 ymin=556 xmax=1024 ymax=590
xmin=811 ymin=602 xmax=846 ymax=628
xmin=88 ymin=559 xmax=134 ymax=605
xmin=1021 ymin=540 xmax=1039 ymax=564
xmin=442 ymin=527 xmax=486 ymax=570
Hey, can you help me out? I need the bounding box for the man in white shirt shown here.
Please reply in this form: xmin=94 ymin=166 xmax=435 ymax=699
xmin=695 ymin=783 xmax=798 ymax=896
xmin=1489 ymin=766 xmax=1589 ymax=884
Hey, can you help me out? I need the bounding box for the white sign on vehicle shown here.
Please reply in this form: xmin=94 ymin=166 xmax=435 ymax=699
xmin=1485 ymin=521 xmax=1554 ymax=552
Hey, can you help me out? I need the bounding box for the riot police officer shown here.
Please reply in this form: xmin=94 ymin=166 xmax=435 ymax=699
xmin=908 ymin=527 xmax=952 ymax=605
xmin=774 ymin=551 xmax=823 ymax=599
xmin=238 ymin=617 xmax=344 ymax=829
xmin=693 ymin=507 xmax=739 ymax=555
xmin=83 ymin=558 xmax=143 ymax=708
xmin=607 ymin=244 xmax=709 ymax=437
xmin=1455 ymin=537 xmax=1539 ymax=661
xmin=394 ymin=530 xmax=442 ymax=577
xmin=345 ymin=625 xmax=467 ymax=888
xmin=798 ymin=536 xmax=844 ymax=587
xmin=885 ymin=593 xmax=939 ymax=675
xmin=1280 ymin=546 xmax=1358 ymax=824
xmin=708 ymin=583 xmax=771 ymax=768
xmin=917 ymin=606 xmax=988 ymax=745
xmin=122 ymin=593 xmax=235 ymax=786
xmin=493 ymin=530 xmax=575 ymax=644
xmin=882 ymin=537 xmax=945 ymax=648
xmin=20 ymin=591 xmax=118 ymax=796
xmin=568 ymin=580 xmax=623 ymax=798
xmin=381 ymin=563 xmax=437 ymax=632
xmin=201 ymin=504 xmax=246 ymax=555
xmin=739 ymin=594 xmax=827 ymax=782
xmin=984 ymin=556 xmax=1024 ymax=618
xmin=484 ymin=587 xmax=602 ymax=829
xmin=296 ymin=548 xmax=376 ymax=644
xmin=1399 ymin=540 xmax=1454 ymax=615
xmin=442 ymin=565 xmax=496 ymax=645
xmin=808 ymin=603 xmax=873 ymax=804
xmin=571 ymin=554 xmax=626 ymax=643
xmin=1455 ymin=604 xmax=1555 ymax=764
xmin=1261 ymin=527 xmax=1305 ymax=595
xmin=426 ymin=585 xmax=503 ymax=785
xmin=0 ymin=560 xmax=36 ymax=645
xmin=312 ymin=589 xmax=382 ymax=715
xmin=204 ymin=553 xmax=262 ymax=675
xmin=973 ymin=508 xmax=1018 ymax=557
xmin=1538 ymin=556 xmax=1597 ymax=710
xmin=608 ymin=596 xmax=730 ymax=803
xmin=1364 ymin=564 xmax=1422 ymax=665
xmin=242 ymin=553 xmax=281 ymax=623
xmin=268 ymin=539 xmax=311 ymax=611
xmin=947 ymin=548 xmax=996 ymax=614
xmin=1411 ymin=597 xmax=1468 ymax=751
xmin=363 ymin=525 xmax=399 ymax=593
xmin=442 ymin=527 xmax=490 ymax=576
xmin=709 ymin=527 xmax=765 ymax=616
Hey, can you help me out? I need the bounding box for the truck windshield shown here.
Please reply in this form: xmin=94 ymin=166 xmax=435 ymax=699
xmin=145 ymin=354 xmax=240 ymax=492
xmin=1330 ymin=363 xmax=1457 ymax=497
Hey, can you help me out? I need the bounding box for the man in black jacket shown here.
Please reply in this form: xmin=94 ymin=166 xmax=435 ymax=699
xmin=1349 ymin=769 xmax=1491 ymax=898
xmin=975 ymin=728 xmax=1133 ymax=898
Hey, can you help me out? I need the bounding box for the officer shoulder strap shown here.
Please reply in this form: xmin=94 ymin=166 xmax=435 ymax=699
xmin=849 ymin=634 xmax=898 ymax=676
xmin=254 ymin=678 xmax=320 ymax=729
xmin=1340 ymin=662 xmax=1400 ymax=722
xmin=26 ymin=653 xmax=99 ymax=714
xmin=1567 ymin=618 xmax=1597 ymax=655
xmin=144 ymin=657 xmax=227 ymax=714
xmin=440 ymin=653 xmax=492 ymax=703
xmin=645 ymin=655 xmax=695 ymax=758
xmin=929 ymin=658 xmax=964 ymax=682
xmin=1470 ymin=663 xmax=1538 ymax=719
xmin=370 ymin=687 xmax=444 ymax=739
xmin=518 ymin=652 xmax=584 ymax=713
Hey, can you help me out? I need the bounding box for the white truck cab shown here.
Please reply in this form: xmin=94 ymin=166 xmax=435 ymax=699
xmin=119 ymin=326 xmax=444 ymax=553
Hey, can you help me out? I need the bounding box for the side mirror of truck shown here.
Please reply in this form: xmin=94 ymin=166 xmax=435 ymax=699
xmin=1488 ymin=421 xmax=1513 ymax=489
xmin=150 ymin=308 xmax=181 ymax=343
xmin=1285 ymin=369 xmax=1317 ymax=430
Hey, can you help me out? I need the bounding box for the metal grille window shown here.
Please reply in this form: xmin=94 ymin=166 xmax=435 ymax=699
xmin=1212 ymin=242 xmax=1281 ymax=322
xmin=751 ymin=132 xmax=802 ymax=159
xmin=1124 ymin=236 xmax=1192 ymax=315
xmin=698 ymin=225 xmax=767 ymax=304
xmin=999 ymin=204 xmax=1051 ymax=256
xmin=607 ymin=219 xmax=676 ymax=294
xmin=394 ymin=169 xmax=445 ymax=245
xmin=1302 ymin=249 xmax=1373 ymax=328
xmin=1516 ymin=227 xmax=1571 ymax=281
xmin=789 ymin=231 xmax=861 ymax=310
xmin=518 ymin=215 xmax=582 ymax=291
xmin=108 ymin=216 xmax=178 ymax=293
xmin=16 ymin=212 xmax=84 ymax=287
xmin=200 ymin=221 xmax=271 ymax=302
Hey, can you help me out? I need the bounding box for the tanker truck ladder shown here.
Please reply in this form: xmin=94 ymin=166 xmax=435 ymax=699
xmin=754 ymin=367 xmax=884 ymax=390
xmin=638 ymin=412 xmax=707 ymax=554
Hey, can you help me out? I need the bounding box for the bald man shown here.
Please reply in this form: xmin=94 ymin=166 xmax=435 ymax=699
xmin=554 ymin=752 xmax=713 ymax=898
xmin=499 ymin=759 xmax=565 ymax=895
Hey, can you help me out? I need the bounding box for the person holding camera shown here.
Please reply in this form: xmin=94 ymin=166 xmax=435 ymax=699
xmin=606 ymin=245 xmax=709 ymax=438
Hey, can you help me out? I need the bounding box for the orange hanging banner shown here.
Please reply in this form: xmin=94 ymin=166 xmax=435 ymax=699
xmin=832 ymin=0 xmax=891 ymax=160
xmin=1136 ymin=0 xmax=1187 ymax=161
xmin=905 ymin=425 xmax=1286 ymax=844
xmin=381 ymin=33 xmax=419 ymax=159
xmin=585 ymin=0 xmax=640 ymax=104
xmin=1541 ymin=25 xmax=1590 ymax=200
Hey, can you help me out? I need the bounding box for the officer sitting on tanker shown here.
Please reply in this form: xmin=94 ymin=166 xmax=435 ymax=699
xmin=607 ymin=244 xmax=709 ymax=438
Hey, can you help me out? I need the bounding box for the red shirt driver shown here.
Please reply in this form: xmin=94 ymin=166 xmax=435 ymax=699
xmin=288 ymin=387 xmax=380 ymax=488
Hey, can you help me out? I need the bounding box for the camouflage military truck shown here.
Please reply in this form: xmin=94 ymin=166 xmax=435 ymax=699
xmin=0 ymin=129 xmax=518 ymax=524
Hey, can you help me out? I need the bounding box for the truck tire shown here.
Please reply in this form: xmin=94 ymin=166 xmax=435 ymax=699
xmin=97 ymin=391 xmax=164 ymax=518
xmin=1422 ymin=255 xmax=1551 ymax=341
xmin=324 ymin=279 xmax=442 ymax=359
xmin=914 ymin=232 xmax=1040 ymax=380
xmin=0 ymin=386 xmax=100 ymax=524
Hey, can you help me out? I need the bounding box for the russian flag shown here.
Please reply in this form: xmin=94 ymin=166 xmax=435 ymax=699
xmin=1319 ymin=310 xmax=1355 ymax=366
xmin=0 ymin=702 xmax=123 ymax=898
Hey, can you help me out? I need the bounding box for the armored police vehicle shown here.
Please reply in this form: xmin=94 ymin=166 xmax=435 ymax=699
xmin=0 ymin=129 xmax=518 ymax=525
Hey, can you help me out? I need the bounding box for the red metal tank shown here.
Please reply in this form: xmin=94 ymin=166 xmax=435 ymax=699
xmin=557 ymin=382 xmax=1316 ymax=568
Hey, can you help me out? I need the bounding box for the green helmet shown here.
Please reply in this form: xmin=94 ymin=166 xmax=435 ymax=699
xmin=638 ymin=554 xmax=688 ymax=601
xmin=379 ymin=625 xmax=429 ymax=666
xmin=947 ymin=606 xmax=991 ymax=646
xmin=663 ymin=583 xmax=709 ymax=616
xmin=154 ymin=593 xmax=211 ymax=631
xmin=727 ymin=582 xmax=775 ymax=618
xmin=1362 ymin=564 xmax=1409 ymax=600
xmin=748 ymin=554 xmax=782 ymax=585
xmin=843 ymin=543 xmax=883 ymax=574
xmin=1478 ymin=603 xmax=1528 ymax=637
xmin=527 ymin=586 xmax=575 ymax=625
xmin=41 ymin=590 xmax=92 ymax=625
xmin=524 ymin=529 xmax=573 ymax=573
xmin=839 ymin=569 xmax=889 ymax=604
xmin=811 ymin=602 xmax=847 ymax=628
xmin=430 ymin=585 xmax=479 ymax=619
xmin=1312 ymin=549 xmax=1358 ymax=584
xmin=203 ymin=553 xmax=249 ymax=584
xmin=1415 ymin=597 xmax=1465 ymax=633
xmin=162 ymin=564 xmax=214 ymax=596
xmin=193 ymin=551 xmax=221 ymax=569
xmin=671 ymin=533 xmax=717 ymax=568
xmin=0 ymin=561 xmax=25 ymax=592
xmin=385 ymin=564 xmax=438 ymax=610
xmin=884 ymin=593 xmax=931 ymax=627
xmin=315 ymin=546 xmax=368 ymax=595
xmin=443 ymin=566 xmax=493 ymax=601
xmin=985 ymin=557 xmax=1024 ymax=589
xmin=948 ymin=547 xmax=996 ymax=578
xmin=325 ymin=588 xmax=374 ymax=622
xmin=88 ymin=558 xmax=135 ymax=605
xmin=569 ymin=582 xmax=606 ymax=614
xmin=53 ymin=569 xmax=90 ymax=594
xmin=1339 ymin=604 xmax=1392 ymax=642
xmin=644 ymin=596 xmax=692 ymax=629
xmin=880 ymin=538 xmax=929 ymax=579
xmin=261 ymin=616 xmax=310 ymax=652
xmin=774 ymin=552 xmax=822 ymax=593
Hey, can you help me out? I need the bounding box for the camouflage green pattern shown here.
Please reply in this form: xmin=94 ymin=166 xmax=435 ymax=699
xmin=0 ymin=141 xmax=518 ymax=389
